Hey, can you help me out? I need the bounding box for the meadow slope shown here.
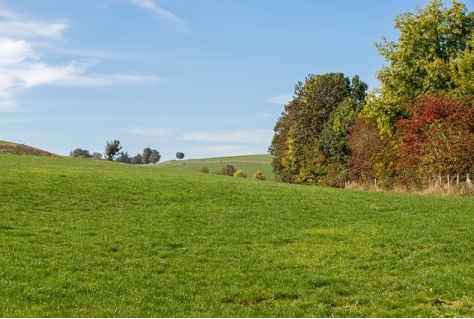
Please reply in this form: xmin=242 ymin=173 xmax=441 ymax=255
xmin=158 ymin=154 xmax=273 ymax=181
xmin=0 ymin=154 xmax=473 ymax=317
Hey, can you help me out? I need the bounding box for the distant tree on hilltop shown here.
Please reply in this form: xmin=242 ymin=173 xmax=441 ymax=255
xmin=70 ymin=148 xmax=92 ymax=158
xmin=142 ymin=148 xmax=152 ymax=164
xmin=176 ymin=152 xmax=185 ymax=160
xmin=142 ymin=147 xmax=161 ymax=164
xmin=92 ymin=152 xmax=103 ymax=160
xmin=149 ymin=149 xmax=161 ymax=163
xmin=105 ymin=140 xmax=122 ymax=161
xmin=115 ymin=151 xmax=131 ymax=164
xmin=131 ymin=154 xmax=142 ymax=165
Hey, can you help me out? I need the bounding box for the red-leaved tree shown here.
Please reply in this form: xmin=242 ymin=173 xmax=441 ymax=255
xmin=397 ymin=94 xmax=474 ymax=184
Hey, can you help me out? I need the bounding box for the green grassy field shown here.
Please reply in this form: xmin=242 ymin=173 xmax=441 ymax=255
xmin=1 ymin=153 xmax=474 ymax=317
xmin=158 ymin=154 xmax=274 ymax=181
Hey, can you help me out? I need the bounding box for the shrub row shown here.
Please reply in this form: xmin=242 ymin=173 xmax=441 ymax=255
xmin=199 ymin=165 xmax=266 ymax=181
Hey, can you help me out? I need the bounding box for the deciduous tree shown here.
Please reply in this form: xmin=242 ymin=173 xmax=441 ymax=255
xmin=269 ymin=73 xmax=367 ymax=185
xmin=105 ymin=140 xmax=122 ymax=161
xmin=362 ymin=0 xmax=474 ymax=135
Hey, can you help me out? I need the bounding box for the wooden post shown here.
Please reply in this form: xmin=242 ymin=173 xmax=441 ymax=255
xmin=457 ymin=174 xmax=459 ymax=186
xmin=447 ymin=174 xmax=450 ymax=189
xmin=439 ymin=175 xmax=442 ymax=187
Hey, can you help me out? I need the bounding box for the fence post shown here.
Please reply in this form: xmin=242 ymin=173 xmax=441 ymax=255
xmin=457 ymin=174 xmax=459 ymax=186
xmin=447 ymin=174 xmax=450 ymax=189
xmin=438 ymin=175 xmax=442 ymax=186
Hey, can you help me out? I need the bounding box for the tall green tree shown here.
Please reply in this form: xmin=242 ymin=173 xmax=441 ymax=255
xmin=270 ymin=73 xmax=368 ymax=185
xmin=319 ymin=75 xmax=368 ymax=165
xmin=362 ymin=0 xmax=474 ymax=135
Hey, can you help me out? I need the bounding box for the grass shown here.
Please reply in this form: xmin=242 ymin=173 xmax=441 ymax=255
xmin=0 ymin=141 xmax=56 ymax=157
xmin=158 ymin=154 xmax=274 ymax=181
xmin=1 ymin=153 xmax=474 ymax=317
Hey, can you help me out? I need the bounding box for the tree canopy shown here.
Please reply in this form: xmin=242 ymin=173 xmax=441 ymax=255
xmin=270 ymin=73 xmax=368 ymax=185
xmin=270 ymin=0 xmax=474 ymax=190
xmin=105 ymin=140 xmax=122 ymax=161
xmin=362 ymin=0 xmax=474 ymax=135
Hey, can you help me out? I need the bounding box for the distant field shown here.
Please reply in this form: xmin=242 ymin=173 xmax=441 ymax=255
xmin=158 ymin=154 xmax=274 ymax=181
xmin=1 ymin=154 xmax=474 ymax=317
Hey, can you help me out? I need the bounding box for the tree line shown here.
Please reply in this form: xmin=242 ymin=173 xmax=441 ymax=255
xmin=70 ymin=140 xmax=185 ymax=164
xmin=270 ymin=0 xmax=474 ymax=190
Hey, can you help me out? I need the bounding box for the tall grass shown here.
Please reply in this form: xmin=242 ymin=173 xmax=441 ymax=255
xmin=1 ymin=154 xmax=473 ymax=317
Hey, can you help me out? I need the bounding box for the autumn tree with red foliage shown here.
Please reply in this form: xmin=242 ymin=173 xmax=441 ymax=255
xmin=397 ymin=94 xmax=474 ymax=184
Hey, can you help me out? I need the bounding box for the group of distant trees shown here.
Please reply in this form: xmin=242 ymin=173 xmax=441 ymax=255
xmin=269 ymin=0 xmax=474 ymax=189
xmin=70 ymin=140 xmax=186 ymax=165
xmin=69 ymin=148 xmax=103 ymax=160
xmin=199 ymin=164 xmax=266 ymax=181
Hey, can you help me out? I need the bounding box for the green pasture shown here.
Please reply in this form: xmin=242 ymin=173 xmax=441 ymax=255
xmin=1 ymin=153 xmax=473 ymax=317
xmin=158 ymin=154 xmax=274 ymax=181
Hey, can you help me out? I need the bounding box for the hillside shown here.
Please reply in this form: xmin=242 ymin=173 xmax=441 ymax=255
xmin=158 ymin=154 xmax=274 ymax=181
xmin=0 ymin=140 xmax=57 ymax=157
xmin=0 ymin=153 xmax=473 ymax=317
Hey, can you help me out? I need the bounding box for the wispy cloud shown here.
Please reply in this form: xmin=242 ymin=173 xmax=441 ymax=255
xmin=0 ymin=9 xmax=160 ymax=112
xmin=0 ymin=20 xmax=68 ymax=39
xmin=127 ymin=0 xmax=188 ymax=32
xmin=182 ymin=130 xmax=273 ymax=144
xmin=269 ymin=93 xmax=293 ymax=105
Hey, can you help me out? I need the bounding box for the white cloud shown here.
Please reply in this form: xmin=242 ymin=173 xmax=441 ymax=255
xmin=127 ymin=126 xmax=171 ymax=136
xmin=0 ymin=20 xmax=68 ymax=39
xmin=127 ymin=0 xmax=188 ymax=32
xmin=0 ymin=38 xmax=34 ymax=65
xmin=269 ymin=93 xmax=293 ymax=105
xmin=182 ymin=129 xmax=273 ymax=144
xmin=0 ymin=8 xmax=160 ymax=112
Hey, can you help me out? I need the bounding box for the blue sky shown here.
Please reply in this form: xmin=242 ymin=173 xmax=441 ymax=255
xmin=0 ymin=0 xmax=449 ymax=161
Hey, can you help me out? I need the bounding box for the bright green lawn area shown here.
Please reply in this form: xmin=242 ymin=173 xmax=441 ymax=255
xmin=1 ymin=154 xmax=473 ymax=317
xmin=158 ymin=154 xmax=274 ymax=181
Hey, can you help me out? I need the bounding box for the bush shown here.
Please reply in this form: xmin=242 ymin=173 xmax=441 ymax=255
xmin=198 ymin=166 xmax=209 ymax=174
xmin=252 ymin=169 xmax=266 ymax=181
xmin=213 ymin=165 xmax=236 ymax=176
xmin=233 ymin=169 xmax=247 ymax=178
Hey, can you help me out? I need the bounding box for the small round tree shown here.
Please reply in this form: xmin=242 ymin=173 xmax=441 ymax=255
xmin=213 ymin=165 xmax=236 ymax=176
xmin=252 ymin=169 xmax=266 ymax=181
xmin=176 ymin=152 xmax=185 ymax=160
xmin=233 ymin=169 xmax=247 ymax=178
